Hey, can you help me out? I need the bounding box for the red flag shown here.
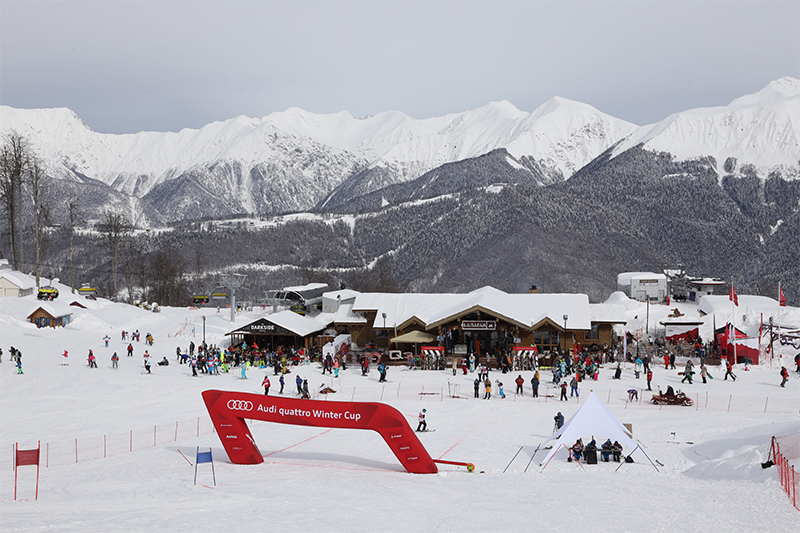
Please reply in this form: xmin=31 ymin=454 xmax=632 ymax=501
xmin=15 ymin=447 xmax=39 ymax=466
xmin=779 ymin=284 xmax=787 ymax=307
xmin=729 ymin=284 xmax=738 ymax=306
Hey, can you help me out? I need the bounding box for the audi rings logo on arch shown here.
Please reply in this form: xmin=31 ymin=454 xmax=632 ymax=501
xmin=227 ymin=399 xmax=253 ymax=411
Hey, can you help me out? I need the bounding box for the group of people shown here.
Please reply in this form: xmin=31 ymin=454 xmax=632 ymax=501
xmin=569 ymin=438 xmax=623 ymax=463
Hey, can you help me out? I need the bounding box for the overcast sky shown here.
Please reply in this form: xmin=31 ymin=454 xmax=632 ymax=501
xmin=1 ymin=1 xmax=798 ymax=134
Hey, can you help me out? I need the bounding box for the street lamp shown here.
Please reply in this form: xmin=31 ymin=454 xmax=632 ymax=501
xmin=563 ymin=314 xmax=568 ymax=356
xmin=769 ymin=316 xmax=774 ymax=359
xmin=382 ymin=312 xmax=387 ymax=348
xmin=202 ymin=315 xmax=206 ymax=352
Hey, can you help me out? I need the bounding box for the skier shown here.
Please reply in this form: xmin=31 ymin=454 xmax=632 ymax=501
xmin=416 ymin=409 xmax=427 ymax=432
xmin=240 ymin=360 xmax=248 ymax=379
xmin=724 ymin=360 xmax=736 ymax=381
xmin=780 ymin=366 xmax=789 ymax=388
xmin=143 ymin=351 xmax=151 ymax=373
xmin=379 ymin=362 xmax=387 ymax=383
xmin=515 ymin=374 xmax=524 ymax=396
xmin=111 ymin=352 xmax=119 ymax=369
xmin=496 ymin=380 xmax=506 ymax=398
xmin=16 ymin=357 xmax=23 ymax=374
xmin=103 ymin=335 xmax=110 ymax=347
xmin=190 ymin=356 xmax=198 ymax=377
xmin=262 ymin=375 xmax=270 ymax=395
xmin=88 ymin=350 xmax=97 ymax=368
xmin=127 ymin=344 xmax=134 ymax=357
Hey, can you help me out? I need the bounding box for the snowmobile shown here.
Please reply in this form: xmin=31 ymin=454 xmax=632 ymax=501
xmin=650 ymin=387 xmax=693 ymax=406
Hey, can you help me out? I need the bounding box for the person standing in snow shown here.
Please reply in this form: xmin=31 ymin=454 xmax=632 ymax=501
xmin=190 ymin=356 xmax=198 ymax=376
xmin=570 ymin=376 xmax=579 ymax=398
xmin=484 ymin=378 xmax=492 ymax=399
xmin=681 ymin=359 xmax=693 ymax=384
xmin=560 ymin=381 xmax=568 ymax=401
xmin=240 ymin=360 xmax=248 ymax=379
xmin=302 ymin=379 xmax=309 ymax=399
xmin=262 ymin=375 xmax=270 ymax=395
xmin=16 ymin=357 xmax=23 ymax=374
xmin=296 ymin=374 xmax=303 ymax=395
xmin=279 ymin=373 xmax=285 ymax=394
xmin=416 ymin=409 xmax=427 ymax=432
xmin=88 ymin=350 xmax=97 ymax=368
xmin=111 ymin=352 xmax=119 ymax=369
xmin=646 ymin=368 xmax=653 ymax=391
xmin=532 ymin=371 xmax=540 ymax=398
xmin=700 ymin=364 xmax=708 ymax=384
xmin=143 ymin=351 xmax=151 ymax=373
xmin=103 ymin=335 xmax=110 ymax=347
xmin=724 ymin=360 xmax=736 ymax=381
xmin=554 ymin=412 xmax=564 ymax=430
xmin=515 ymin=375 xmax=524 ymax=396
xmin=780 ymin=366 xmax=789 ymax=388
xmin=127 ymin=343 xmax=134 ymax=357
xmin=496 ymin=380 xmax=506 ymax=398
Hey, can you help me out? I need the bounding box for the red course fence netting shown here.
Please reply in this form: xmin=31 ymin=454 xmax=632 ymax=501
xmin=771 ymin=431 xmax=800 ymax=511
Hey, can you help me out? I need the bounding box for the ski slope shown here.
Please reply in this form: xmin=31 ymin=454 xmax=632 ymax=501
xmin=1 ymin=290 xmax=798 ymax=532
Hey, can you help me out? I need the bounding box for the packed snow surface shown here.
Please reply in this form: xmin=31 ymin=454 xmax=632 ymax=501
xmin=1 ymin=288 xmax=798 ymax=532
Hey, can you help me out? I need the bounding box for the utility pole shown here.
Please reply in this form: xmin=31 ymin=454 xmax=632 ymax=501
xmin=219 ymin=273 xmax=247 ymax=324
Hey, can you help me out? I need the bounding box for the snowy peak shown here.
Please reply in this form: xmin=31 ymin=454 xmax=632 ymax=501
xmin=611 ymin=77 xmax=800 ymax=178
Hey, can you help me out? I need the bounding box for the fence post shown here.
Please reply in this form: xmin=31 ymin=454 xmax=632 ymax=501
xmin=154 ymin=426 xmax=157 ymax=447
xmin=421 ymin=386 xmax=424 ymax=400
xmin=351 ymin=388 xmax=355 ymax=402
xmin=380 ymin=386 xmax=384 ymax=402
xmin=792 ymin=465 xmax=796 ymax=509
xmin=75 ymin=439 xmax=78 ymax=463
xmin=130 ymin=430 xmax=133 ymax=452
xmin=175 ymin=421 xmax=179 ymax=441
xmin=727 ymin=395 xmax=732 ymax=412
xmin=397 ymin=382 xmax=401 ymax=397
xmin=104 ymin=435 xmax=107 ymax=458
xmin=545 ymin=388 xmax=548 ymax=403
xmin=705 ymin=391 xmax=708 ymax=408
xmin=441 ymin=387 xmax=443 ymax=401
xmin=607 ymin=390 xmax=611 ymax=404
xmin=197 ymin=417 xmax=200 ymax=437
xmin=764 ymin=397 xmax=769 ymax=413
xmin=46 ymin=443 xmax=49 ymax=468
xmin=696 ymin=394 xmax=699 ymax=411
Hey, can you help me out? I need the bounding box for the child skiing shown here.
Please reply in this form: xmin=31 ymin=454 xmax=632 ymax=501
xmin=416 ymin=409 xmax=427 ymax=432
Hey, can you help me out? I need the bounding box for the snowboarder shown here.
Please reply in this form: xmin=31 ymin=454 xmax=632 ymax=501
xmin=262 ymin=375 xmax=270 ymax=395
xmin=780 ymin=366 xmax=789 ymax=388
xmin=515 ymin=375 xmax=524 ymax=396
xmin=681 ymin=359 xmax=693 ymax=384
xmin=111 ymin=352 xmax=119 ymax=369
xmin=416 ymin=409 xmax=427 ymax=432
xmin=700 ymin=364 xmax=708 ymax=384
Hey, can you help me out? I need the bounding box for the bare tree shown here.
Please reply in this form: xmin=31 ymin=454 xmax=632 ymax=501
xmin=149 ymin=242 xmax=187 ymax=306
xmin=28 ymin=154 xmax=52 ymax=286
xmin=0 ymin=130 xmax=31 ymax=270
xmin=121 ymin=237 xmax=143 ymax=304
xmin=96 ymin=210 xmax=131 ymax=301
xmin=67 ymin=196 xmax=85 ymax=294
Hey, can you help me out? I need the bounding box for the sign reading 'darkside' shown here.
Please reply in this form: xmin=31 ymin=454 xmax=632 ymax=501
xmin=461 ymin=321 xmax=496 ymax=331
xmin=202 ymin=390 xmax=438 ymax=474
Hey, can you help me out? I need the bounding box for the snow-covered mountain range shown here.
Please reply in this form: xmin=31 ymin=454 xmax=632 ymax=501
xmin=1 ymin=77 xmax=799 ymax=224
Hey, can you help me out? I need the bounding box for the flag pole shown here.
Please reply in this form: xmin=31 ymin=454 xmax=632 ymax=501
xmin=777 ymin=281 xmax=782 ymax=368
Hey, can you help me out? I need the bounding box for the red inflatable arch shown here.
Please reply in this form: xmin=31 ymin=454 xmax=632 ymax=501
xmin=202 ymin=390 xmax=438 ymax=474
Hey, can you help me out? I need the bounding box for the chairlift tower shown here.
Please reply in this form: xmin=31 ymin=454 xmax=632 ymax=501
xmin=219 ymin=273 xmax=247 ymax=323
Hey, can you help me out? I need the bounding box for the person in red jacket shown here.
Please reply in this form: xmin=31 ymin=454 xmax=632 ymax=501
xmin=515 ymin=375 xmax=525 ymax=396
xmin=262 ymin=375 xmax=271 ymax=395
xmin=780 ymin=367 xmax=789 ymax=388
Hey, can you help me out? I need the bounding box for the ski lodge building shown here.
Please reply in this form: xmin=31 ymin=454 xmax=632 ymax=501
xmin=227 ymin=286 xmax=626 ymax=358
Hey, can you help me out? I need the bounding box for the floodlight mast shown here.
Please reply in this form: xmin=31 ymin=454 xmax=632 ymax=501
xmin=219 ymin=273 xmax=247 ymax=323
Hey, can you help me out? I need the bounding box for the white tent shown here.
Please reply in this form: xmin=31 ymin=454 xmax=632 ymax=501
xmin=322 ymin=334 xmax=351 ymax=357
xmin=539 ymin=392 xmax=657 ymax=471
